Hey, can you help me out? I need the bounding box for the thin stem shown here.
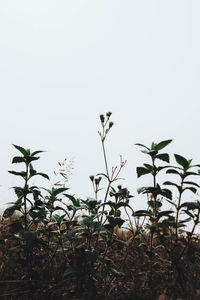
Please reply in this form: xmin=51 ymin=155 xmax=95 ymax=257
xmin=175 ymin=179 xmax=183 ymax=242
xmin=24 ymin=163 xmax=29 ymax=231
xmin=152 ymin=158 xmax=157 ymax=217
xmin=102 ymin=139 xmax=110 ymax=179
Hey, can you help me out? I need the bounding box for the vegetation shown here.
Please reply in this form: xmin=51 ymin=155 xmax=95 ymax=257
xmin=1 ymin=112 xmax=200 ymax=300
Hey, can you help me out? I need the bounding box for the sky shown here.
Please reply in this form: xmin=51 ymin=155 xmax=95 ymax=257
xmin=0 ymin=1 xmax=200 ymax=216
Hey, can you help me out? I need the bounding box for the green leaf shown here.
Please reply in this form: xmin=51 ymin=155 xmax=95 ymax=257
xmin=24 ymin=156 xmax=40 ymax=163
xmin=174 ymin=154 xmax=189 ymax=169
xmin=143 ymin=164 xmax=153 ymax=171
xmin=160 ymin=188 xmax=172 ymax=200
xmin=8 ymin=171 xmax=27 ymax=178
xmin=180 ymin=202 xmax=200 ymax=210
xmin=154 ymin=139 xmax=173 ymax=151
xmin=34 ymin=173 xmax=49 ymax=180
xmin=157 ymin=210 xmax=173 ymax=219
xmin=182 ymin=186 xmax=197 ymax=194
xmin=31 ymin=150 xmax=44 ymax=156
xmin=96 ymin=172 xmax=109 ymax=180
xmin=53 ymin=187 xmax=68 ymax=196
xmin=82 ymin=216 xmax=92 ymax=226
xmin=107 ymin=216 xmax=125 ymax=228
xmin=183 ymin=210 xmax=194 ymax=218
xmin=186 ymin=171 xmax=200 ymax=177
xmin=155 ymin=153 xmax=170 ymax=163
xmin=64 ymin=194 xmax=80 ymax=206
xmin=148 ymin=150 xmax=158 ymax=157
xmin=12 ymin=156 xmax=25 ymax=164
xmin=163 ymin=181 xmax=181 ymax=192
xmin=183 ymin=181 xmax=200 ymax=188
xmin=135 ymin=143 xmax=150 ymax=151
xmin=166 ymin=169 xmax=181 ymax=175
xmin=13 ymin=144 xmax=27 ymax=156
xmin=136 ymin=167 xmax=151 ymax=178
xmin=134 ymin=210 xmax=151 ymax=217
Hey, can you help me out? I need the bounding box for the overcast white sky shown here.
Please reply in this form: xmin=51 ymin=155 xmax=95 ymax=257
xmin=0 ymin=1 xmax=200 ymax=213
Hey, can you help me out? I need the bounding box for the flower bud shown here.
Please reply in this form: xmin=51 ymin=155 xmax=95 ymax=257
xmin=109 ymin=122 xmax=114 ymax=129
xmin=106 ymin=112 xmax=112 ymax=118
xmin=99 ymin=114 xmax=105 ymax=123
xmin=89 ymin=175 xmax=94 ymax=182
xmin=94 ymin=178 xmax=99 ymax=185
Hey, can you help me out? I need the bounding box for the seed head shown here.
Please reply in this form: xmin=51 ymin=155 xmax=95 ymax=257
xmin=106 ymin=112 xmax=112 ymax=118
xmin=99 ymin=114 xmax=105 ymax=124
xmin=109 ymin=122 xmax=114 ymax=129
xmin=89 ymin=175 xmax=94 ymax=182
xmin=94 ymin=178 xmax=99 ymax=185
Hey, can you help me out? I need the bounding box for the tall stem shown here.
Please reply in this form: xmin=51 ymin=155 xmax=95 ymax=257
xmin=24 ymin=163 xmax=29 ymax=230
xmin=152 ymin=158 xmax=157 ymax=217
xmin=102 ymin=138 xmax=110 ymax=180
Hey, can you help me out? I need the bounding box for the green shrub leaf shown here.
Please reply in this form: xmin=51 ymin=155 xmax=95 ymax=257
xmin=155 ymin=153 xmax=170 ymax=163
xmin=136 ymin=167 xmax=151 ymax=178
xmin=154 ymin=139 xmax=173 ymax=151
xmin=174 ymin=154 xmax=189 ymax=169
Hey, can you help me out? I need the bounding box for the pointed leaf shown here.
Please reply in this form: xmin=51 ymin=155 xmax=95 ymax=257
xmin=136 ymin=167 xmax=151 ymax=178
xmin=53 ymin=188 xmax=68 ymax=196
xmin=8 ymin=171 xmax=26 ymax=178
xmin=13 ymin=144 xmax=27 ymax=156
xmin=64 ymin=194 xmax=79 ymax=206
xmin=143 ymin=164 xmax=153 ymax=171
xmin=182 ymin=210 xmax=194 ymax=218
xmin=166 ymin=169 xmax=181 ymax=175
xmin=135 ymin=143 xmax=150 ymax=151
xmin=185 ymin=171 xmax=200 ymax=177
xmin=160 ymin=188 xmax=172 ymax=200
xmin=148 ymin=150 xmax=158 ymax=157
xmin=157 ymin=210 xmax=173 ymax=219
xmin=12 ymin=156 xmax=25 ymax=164
xmin=96 ymin=173 xmax=109 ymax=180
xmin=155 ymin=153 xmax=170 ymax=163
xmin=183 ymin=181 xmax=200 ymax=188
xmin=134 ymin=210 xmax=151 ymax=217
xmin=31 ymin=150 xmax=44 ymax=156
xmin=180 ymin=201 xmax=200 ymax=210
xmin=34 ymin=172 xmax=49 ymax=180
xmin=182 ymin=186 xmax=197 ymax=194
xmin=24 ymin=156 xmax=40 ymax=163
xmin=154 ymin=139 xmax=173 ymax=151
xmin=163 ymin=181 xmax=181 ymax=192
xmin=174 ymin=154 xmax=189 ymax=169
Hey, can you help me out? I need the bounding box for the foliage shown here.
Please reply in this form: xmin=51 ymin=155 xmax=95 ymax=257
xmin=1 ymin=113 xmax=200 ymax=300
